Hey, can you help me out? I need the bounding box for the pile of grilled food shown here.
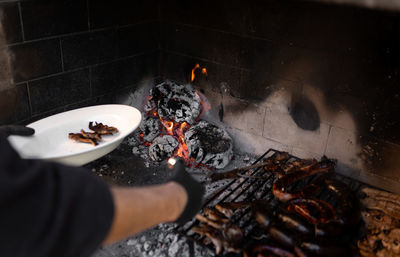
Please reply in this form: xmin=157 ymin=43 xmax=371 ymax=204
xmin=68 ymin=121 xmax=118 ymax=146
xmin=358 ymin=187 xmax=400 ymax=257
xmin=192 ymin=152 xmax=364 ymax=257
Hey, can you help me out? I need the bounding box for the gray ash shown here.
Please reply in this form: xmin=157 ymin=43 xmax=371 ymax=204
xmin=147 ymin=80 xmax=201 ymax=124
xmin=148 ymin=135 xmax=179 ymax=162
xmin=185 ymin=120 xmax=233 ymax=169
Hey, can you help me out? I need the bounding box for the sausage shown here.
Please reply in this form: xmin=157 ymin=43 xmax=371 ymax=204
xmin=275 ymin=208 xmax=314 ymax=236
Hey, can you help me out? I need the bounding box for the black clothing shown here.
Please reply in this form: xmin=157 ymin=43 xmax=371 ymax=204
xmin=0 ymin=133 xmax=114 ymax=257
xmin=0 ymin=125 xmax=35 ymax=136
xmin=168 ymin=158 xmax=204 ymax=225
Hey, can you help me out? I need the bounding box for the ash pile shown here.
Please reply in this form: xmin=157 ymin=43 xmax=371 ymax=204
xmin=129 ymin=80 xmax=233 ymax=169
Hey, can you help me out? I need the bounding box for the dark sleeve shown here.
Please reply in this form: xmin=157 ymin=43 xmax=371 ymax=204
xmin=0 ymin=134 xmax=114 ymax=257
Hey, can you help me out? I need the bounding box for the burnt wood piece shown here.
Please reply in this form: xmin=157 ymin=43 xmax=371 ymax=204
xmin=68 ymin=133 xmax=98 ymax=146
xmin=362 ymin=187 xmax=400 ymax=205
xmin=361 ymin=197 xmax=400 ymax=220
xmin=88 ymin=121 xmax=118 ymax=135
xmin=361 ymin=210 xmax=400 ymax=231
xmin=361 ymin=187 xmax=400 ymax=220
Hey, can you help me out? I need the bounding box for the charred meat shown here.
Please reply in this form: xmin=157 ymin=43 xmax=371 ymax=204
xmin=244 ymin=243 xmax=296 ymax=257
xmin=68 ymin=122 xmax=118 ymax=146
xmin=80 ymin=129 xmax=102 ymax=141
xmin=193 ymin=204 xmax=244 ymax=254
xmin=272 ymin=168 xmax=331 ymax=202
xmin=215 ymin=202 xmax=252 ymax=219
xmin=89 ymin=121 xmax=119 ymax=135
xmin=68 ymin=133 xmax=98 ymax=146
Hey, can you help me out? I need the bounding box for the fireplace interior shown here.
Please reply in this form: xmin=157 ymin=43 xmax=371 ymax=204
xmin=1 ymin=0 xmax=400 ymax=256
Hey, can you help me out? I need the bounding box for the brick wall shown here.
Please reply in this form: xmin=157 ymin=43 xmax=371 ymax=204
xmin=0 ymin=0 xmax=160 ymax=125
xmin=159 ymin=0 xmax=400 ymax=193
xmin=1 ymin=0 xmax=400 ymax=193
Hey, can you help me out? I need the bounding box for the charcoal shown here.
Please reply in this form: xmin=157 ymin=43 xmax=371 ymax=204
xmin=140 ymin=116 xmax=161 ymax=142
xmin=184 ymin=120 xmax=233 ymax=169
xmin=147 ymin=80 xmax=201 ymax=124
xmin=149 ymin=135 xmax=179 ymax=162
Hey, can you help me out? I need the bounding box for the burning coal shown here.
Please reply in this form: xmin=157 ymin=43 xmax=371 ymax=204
xmin=146 ymin=80 xmax=201 ymax=124
xmin=132 ymin=80 xmax=233 ymax=169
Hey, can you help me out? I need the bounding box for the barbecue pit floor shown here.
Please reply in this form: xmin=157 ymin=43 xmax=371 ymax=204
xmin=88 ymin=136 xmax=258 ymax=257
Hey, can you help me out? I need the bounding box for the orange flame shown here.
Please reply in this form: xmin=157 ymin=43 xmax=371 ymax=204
xmin=191 ymin=64 xmax=200 ymax=82
xmin=191 ymin=64 xmax=207 ymax=82
xmin=175 ymin=122 xmax=190 ymax=160
xmin=160 ymin=118 xmax=174 ymax=135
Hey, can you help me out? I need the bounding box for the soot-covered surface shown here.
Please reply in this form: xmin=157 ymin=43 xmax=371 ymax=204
xmin=86 ymin=136 xmax=258 ymax=257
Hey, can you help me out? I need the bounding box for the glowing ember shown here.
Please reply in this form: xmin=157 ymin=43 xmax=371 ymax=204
xmin=160 ymin=118 xmax=174 ymax=135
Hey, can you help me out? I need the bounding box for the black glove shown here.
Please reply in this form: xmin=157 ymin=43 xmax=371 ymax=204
xmin=168 ymin=158 xmax=205 ymax=225
xmin=0 ymin=125 xmax=35 ymax=137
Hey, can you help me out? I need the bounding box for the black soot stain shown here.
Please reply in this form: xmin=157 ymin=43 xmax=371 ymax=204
xmin=289 ymin=96 xmax=320 ymax=131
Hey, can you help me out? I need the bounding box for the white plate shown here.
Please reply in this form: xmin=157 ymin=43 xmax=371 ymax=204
xmin=8 ymin=104 xmax=141 ymax=166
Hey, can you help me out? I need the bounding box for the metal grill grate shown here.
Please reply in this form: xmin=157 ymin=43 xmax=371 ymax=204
xmin=175 ymin=149 xmax=366 ymax=256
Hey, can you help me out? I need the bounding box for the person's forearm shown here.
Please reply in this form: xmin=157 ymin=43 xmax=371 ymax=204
xmin=103 ymin=182 xmax=187 ymax=245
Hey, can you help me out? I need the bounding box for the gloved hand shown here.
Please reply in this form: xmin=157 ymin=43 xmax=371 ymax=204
xmin=168 ymin=158 xmax=205 ymax=225
xmin=0 ymin=125 xmax=35 ymax=137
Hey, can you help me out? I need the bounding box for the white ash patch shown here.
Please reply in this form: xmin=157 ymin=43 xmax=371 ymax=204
xmin=148 ymin=135 xmax=179 ymax=162
xmin=147 ymin=80 xmax=201 ymax=124
xmin=185 ymin=120 xmax=233 ymax=169
xmin=103 ymin=223 xmax=214 ymax=257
